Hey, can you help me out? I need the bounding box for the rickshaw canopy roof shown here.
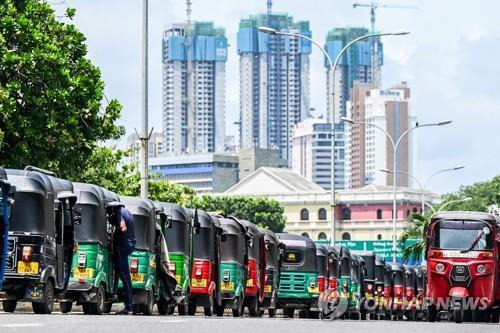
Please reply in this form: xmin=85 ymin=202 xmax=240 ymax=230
xmin=431 ymin=211 xmax=500 ymax=227
xmin=120 ymin=196 xmax=155 ymax=218
xmin=263 ymin=229 xmax=278 ymax=246
xmin=161 ymin=202 xmax=190 ymax=222
xmin=277 ymin=233 xmax=316 ymax=250
xmin=316 ymin=243 xmax=329 ymax=257
xmin=389 ymin=262 xmax=405 ymax=271
xmin=220 ymin=216 xmax=247 ymax=236
xmin=375 ymin=256 xmax=385 ymax=266
xmin=240 ymin=219 xmax=263 ymax=239
xmin=195 ymin=209 xmax=214 ymax=229
xmin=7 ymin=168 xmax=72 ymax=198
xmin=73 ymin=183 xmax=119 ymax=207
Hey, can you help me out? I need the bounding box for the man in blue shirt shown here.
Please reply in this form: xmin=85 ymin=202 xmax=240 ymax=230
xmin=109 ymin=203 xmax=136 ymax=315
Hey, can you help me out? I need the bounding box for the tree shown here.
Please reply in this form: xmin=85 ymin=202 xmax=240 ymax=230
xmin=190 ymin=196 xmax=286 ymax=232
xmin=0 ymin=1 xmax=123 ymax=178
xmin=399 ymin=212 xmax=431 ymax=262
xmin=440 ymin=175 xmax=500 ymax=212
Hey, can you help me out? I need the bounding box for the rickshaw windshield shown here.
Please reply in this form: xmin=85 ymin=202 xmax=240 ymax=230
xmin=375 ymin=265 xmax=384 ymax=282
xmin=74 ymin=205 xmax=107 ymax=244
xmin=134 ymin=215 xmax=151 ymax=251
xmin=384 ymin=270 xmax=392 ymax=286
xmin=193 ymin=227 xmax=214 ymax=260
xmin=432 ymin=220 xmax=493 ymax=251
xmin=393 ymin=271 xmax=404 ymax=285
xmin=164 ymin=220 xmax=188 ymax=253
xmin=265 ymin=244 xmax=278 ymax=269
xmin=329 ymin=258 xmax=339 ymax=278
xmin=283 ymin=249 xmax=304 ymax=266
xmin=316 ymin=255 xmax=327 ymax=276
xmin=340 ymin=259 xmax=350 ymax=277
xmin=406 ymin=271 xmax=416 ymax=287
xmin=10 ymin=192 xmax=53 ymax=235
xmin=221 ymin=234 xmax=243 ymax=263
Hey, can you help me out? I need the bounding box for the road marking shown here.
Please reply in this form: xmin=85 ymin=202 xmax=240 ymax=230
xmin=2 ymin=323 xmax=44 ymax=328
xmin=160 ymin=320 xmax=188 ymax=323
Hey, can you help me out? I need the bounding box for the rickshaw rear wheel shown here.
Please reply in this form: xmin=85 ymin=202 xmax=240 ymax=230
xmin=157 ymin=297 xmax=168 ymax=315
xmin=268 ymin=308 xmax=276 ymax=318
xmin=59 ymin=301 xmax=73 ymax=314
xmin=2 ymin=300 xmax=17 ymax=313
xmin=454 ymin=309 xmax=463 ymax=323
xmin=32 ymin=280 xmax=54 ymax=314
xmin=491 ymin=309 xmax=500 ymax=323
xmin=141 ymin=290 xmax=154 ymax=316
xmin=214 ymin=302 xmax=224 ymax=317
xmin=132 ymin=304 xmax=142 ymax=315
xmin=248 ymin=296 xmax=259 ymax=317
xmin=283 ymin=308 xmax=295 ymax=318
xmin=167 ymin=304 xmax=175 ymax=315
xmin=204 ymin=295 xmax=213 ymax=316
xmin=188 ymin=301 xmax=197 ymax=315
xmin=89 ymin=285 xmax=105 ymax=315
xmin=82 ymin=303 xmax=92 ymax=314
xmin=427 ymin=304 xmax=437 ymax=322
xmin=178 ymin=299 xmax=188 ymax=315
xmin=103 ymin=302 xmax=112 ymax=314
xmin=232 ymin=296 xmax=243 ymax=317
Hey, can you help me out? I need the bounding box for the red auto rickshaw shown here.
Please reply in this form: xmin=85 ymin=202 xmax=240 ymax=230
xmin=404 ymin=266 xmax=417 ymax=320
xmin=425 ymin=211 xmax=500 ymax=323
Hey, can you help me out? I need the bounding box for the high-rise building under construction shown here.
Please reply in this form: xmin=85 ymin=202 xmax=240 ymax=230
xmin=237 ymin=13 xmax=311 ymax=164
xmin=162 ymin=22 xmax=227 ymax=155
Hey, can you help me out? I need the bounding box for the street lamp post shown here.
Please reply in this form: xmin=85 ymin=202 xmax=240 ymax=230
xmin=258 ymin=26 xmax=409 ymax=246
xmin=342 ymin=117 xmax=452 ymax=261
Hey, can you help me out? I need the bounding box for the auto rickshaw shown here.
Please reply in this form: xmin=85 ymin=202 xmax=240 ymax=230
xmin=188 ymin=211 xmax=223 ymax=316
xmin=382 ymin=262 xmax=393 ymax=320
xmin=309 ymin=244 xmax=329 ymax=318
xmin=262 ymin=229 xmax=279 ymax=317
xmin=374 ymin=256 xmax=385 ymax=319
xmin=354 ymin=251 xmax=376 ymax=320
xmin=389 ymin=262 xmax=406 ymax=320
xmin=240 ymin=220 xmax=265 ymax=317
xmin=348 ymin=253 xmax=365 ymax=320
xmin=0 ymin=167 xmax=14 ymax=291
xmin=415 ymin=265 xmax=427 ymax=320
xmin=276 ymin=233 xmax=319 ymax=318
xmin=1 ymin=167 xmax=77 ymax=314
xmin=117 ymin=196 xmax=160 ymax=315
xmin=215 ymin=216 xmax=250 ymax=317
xmin=424 ymin=211 xmax=500 ymax=323
xmin=60 ymin=183 xmax=119 ymax=315
xmin=404 ymin=265 xmax=417 ymax=321
xmin=336 ymin=247 xmax=352 ymax=319
xmin=161 ymin=203 xmax=193 ymax=315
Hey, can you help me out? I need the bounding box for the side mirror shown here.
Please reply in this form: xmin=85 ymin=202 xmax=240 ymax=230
xmin=193 ymin=210 xmax=201 ymax=234
xmin=221 ymin=231 xmax=228 ymax=242
xmin=73 ymin=206 xmax=82 ymax=225
xmin=166 ymin=215 xmax=173 ymax=228
xmin=159 ymin=212 xmax=167 ymax=225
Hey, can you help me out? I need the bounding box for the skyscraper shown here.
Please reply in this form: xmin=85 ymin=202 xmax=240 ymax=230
xmin=324 ymin=27 xmax=379 ymax=189
xmin=162 ymin=22 xmax=227 ymax=155
xmin=237 ymin=14 xmax=311 ymax=164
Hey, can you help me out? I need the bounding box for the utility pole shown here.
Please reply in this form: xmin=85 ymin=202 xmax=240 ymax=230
xmin=139 ymin=0 xmax=149 ymax=199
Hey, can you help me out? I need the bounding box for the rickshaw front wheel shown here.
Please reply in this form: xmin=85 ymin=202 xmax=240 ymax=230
xmin=427 ymin=304 xmax=437 ymax=322
xmin=178 ymin=300 xmax=188 ymax=316
xmin=268 ymin=308 xmax=276 ymax=318
xmin=2 ymin=300 xmax=17 ymax=313
xmin=32 ymin=280 xmax=54 ymax=314
xmin=141 ymin=290 xmax=154 ymax=316
xmin=188 ymin=300 xmax=197 ymax=315
xmin=59 ymin=301 xmax=73 ymax=314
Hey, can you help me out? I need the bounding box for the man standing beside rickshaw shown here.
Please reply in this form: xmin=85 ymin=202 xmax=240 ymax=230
xmin=109 ymin=203 xmax=136 ymax=315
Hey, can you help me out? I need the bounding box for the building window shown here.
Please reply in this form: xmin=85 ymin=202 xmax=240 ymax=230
xmin=318 ymin=208 xmax=327 ymax=220
xmin=342 ymin=232 xmax=351 ymax=240
xmin=377 ymin=234 xmax=382 ymax=240
xmin=341 ymin=208 xmax=351 ymax=220
xmin=301 ymin=232 xmax=310 ymax=238
xmin=412 ymin=207 xmax=418 ymax=213
xmin=406 ymin=210 xmax=410 ymax=217
xmin=376 ymin=209 xmax=382 ymax=220
xmin=318 ymin=232 xmax=327 ymax=240
xmin=300 ymin=208 xmax=309 ymax=221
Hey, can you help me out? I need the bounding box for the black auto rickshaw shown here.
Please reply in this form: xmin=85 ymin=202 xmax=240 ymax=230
xmin=318 ymin=246 xmax=341 ymax=319
xmin=382 ymin=262 xmax=393 ymax=320
xmin=404 ymin=265 xmax=418 ymax=321
xmin=348 ymin=254 xmax=365 ymax=320
xmin=389 ymin=262 xmax=406 ymax=320
xmin=262 ymin=229 xmax=279 ymax=318
xmin=354 ymin=251 xmax=376 ymax=320
xmin=1 ymin=167 xmax=77 ymax=314
xmin=0 ymin=167 xmax=14 ymax=291
xmin=276 ymin=233 xmax=319 ymax=318
xmin=60 ymin=183 xmax=119 ymax=315
xmin=240 ymin=220 xmax=265 ymax=317
xmin=161 ymin=203 xmax=193 ymax=315
xmin=309 ymin=244 xmax=329 ymax=318
xmin=374 ymin=256 xmax=385 ymax=319
xmin=416 ymin=265 xmax=427 ymax=320
xmin=188 ymin=210 xmax=223 ymax=316
xmin=336 ymin=247 xmax=352 ymax=319
xmin=215 ymin=216 xmax=250 ymax=317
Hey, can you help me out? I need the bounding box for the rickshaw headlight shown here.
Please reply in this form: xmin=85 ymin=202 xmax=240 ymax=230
xmin=477 ymin=264 xmax=487 ymax=274
xmin=435 ymin=263 xmax=445 ymax=273
xmin=78 ymin=253 xmax=86 ymax=268
xmin=310 ymin=277 xmax=316 ymax=288
xmin=223 ymin=270 xmax=230 ymax=282
xmin=367 ymin=284 xmax=373 ymax=291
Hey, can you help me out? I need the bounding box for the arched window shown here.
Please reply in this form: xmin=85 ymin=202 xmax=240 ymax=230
xmin=341 ymin=207 xmax=351 ymax=220
xmin=406 ymin=209 xmax=410 ymax=217
xmin=376 ymin=209 xmax=382 ymax=220
xmin=318 ymin=232 xmax=327 ymax=240
xmin=377 ymin=234 xmax=382 ymax=240
xmin=318 ymin=208 xmax=327 ymax=220
xmin=301 ymin=232 xmax=310 ymax=238
xmin=412 ymin=207 xmax=418 ymax=213
xmin=342 ymin=232 xmax=351 ymax=240
xmin=300 ymin=208 xmax=309 ymax=221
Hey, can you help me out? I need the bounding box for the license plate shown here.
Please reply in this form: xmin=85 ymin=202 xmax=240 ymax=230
xmin=131 ymin=273 xmax=144 ymax=283
xmin=73 ymin=268 xmax=94 ymax=279
xmin=308 ymin=287 xmax=319 ymax=294
xmin=17 ymin=261 xmax=39 ymax=274
xmin=221 ymin=282 xmax=234 ymax=291
xmin=175 ymin=275 xmax=181 ymax=283
xmin=191 ymin=279 xmax=207 ymax=288
xmin=264 ymin=285 xmax=272 ymax=293
xmin=246 ymin=279 xmax=254 ymax=287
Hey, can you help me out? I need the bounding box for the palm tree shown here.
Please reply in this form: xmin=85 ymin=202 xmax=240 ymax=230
xmin=399 ymin=212 xmax=432 ymax=263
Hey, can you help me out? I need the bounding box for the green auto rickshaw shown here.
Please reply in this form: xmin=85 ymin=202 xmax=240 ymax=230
xmin=118 ymin=196 xmax=160 ymax=315
xmin=215 ymin=216 xmax=250 ymax=317
xmin=276 ymin=233 xmax=319 ymax=318
xmin=60 ymin=183 xmax=119 ymax=315
xmin=160 ymin=203 xmax=195 ymax=315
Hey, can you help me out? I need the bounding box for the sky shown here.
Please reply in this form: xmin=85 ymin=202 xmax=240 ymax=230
xmin=56 ymin=0 xmax=500 ymax=195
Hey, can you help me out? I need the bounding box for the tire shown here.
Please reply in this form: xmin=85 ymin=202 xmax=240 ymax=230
xmin=89 ymin=285 xmax=105 ymax=315
xmin=204 ymin=295 xmax=213 ymax=316
xmin=178 ymin=300 xmax=188 ymax=316
xmin=60 ymin=301 xmax=73 ymax=314
xmin=82 ymin=303 xmax=92 ymax=315
xmin=298 ymin=309 xmax=309 ymax=318
xmin=248 ymin=296 xmax=259 ymax=317
xmin=427 ymin=305 xmax=437 ymax=322
xmin=188 ymin=301 xmax=197 ymax=316
xmin=142 ymin=290 xmax=154 ymax=316
xmin=132 ymin=304 xmax=142 ymax=315
xmin=268 ymin=308 xmax=276 ymax=318
xmin=103 ymin=302 xmax=113 ymax=314
xmin=360 ymin=309 xmax=367 ymax=320
xmin=167 ymin=304 xmax=175 ymax=315
xmin=283 ymin=308 xmax=295 ymax=318
xmin=2 ymin=300 xmax=17 ymax=313
xmin=454 ymin=309 xmax=463 ymax=324
xmin=157 ymin=297 xmax=168 ymax=316
xmin=32 ymin=280 xmax=54 ymax=314
xmin=492 ymin=309 xmax=500 ymax=323
xmin=231 ymin=297 xmax=241 ymax=317
xmin=214 ymin=302 xmax=224 ymax=317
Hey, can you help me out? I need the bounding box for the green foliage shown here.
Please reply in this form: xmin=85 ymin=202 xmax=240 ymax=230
xmin=77 ymin=147 xmax=195 ymax=205
xmin=399 ymin=212 xmax=431 ymax=262
xmin=190 ymin=196 xmax=286 ymax=233
xmin=0 ymin=1 xmax=124 ymax=178
xmin=440 ymin=175 xmax=500 ymax=212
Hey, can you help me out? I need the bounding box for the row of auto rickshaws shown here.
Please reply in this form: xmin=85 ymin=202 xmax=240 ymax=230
xmin=1 ymin=167 xmax=499 ymax=322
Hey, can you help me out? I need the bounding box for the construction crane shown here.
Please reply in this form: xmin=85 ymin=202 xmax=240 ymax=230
xmin=353 ymin=1 xmax=417 ymax=88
